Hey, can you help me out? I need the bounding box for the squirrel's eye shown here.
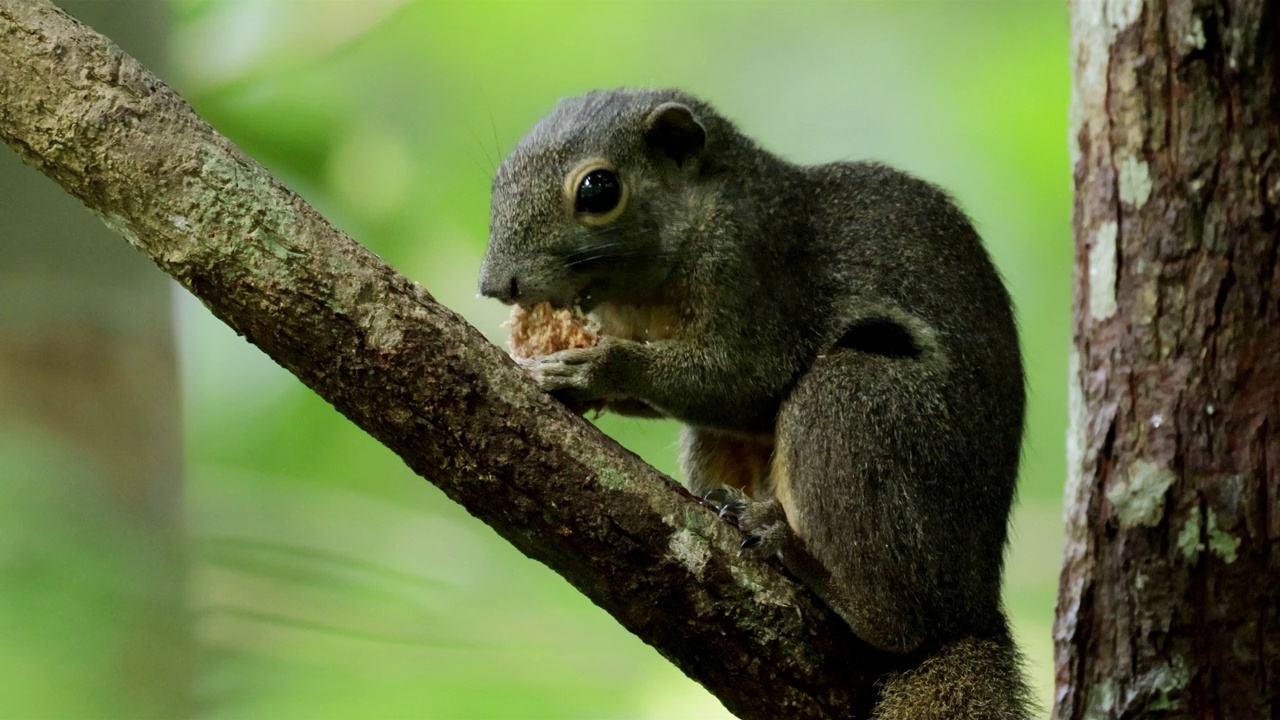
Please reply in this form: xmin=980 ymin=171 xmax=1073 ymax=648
xmin=575 ymin=169 xmax=622 ymax=215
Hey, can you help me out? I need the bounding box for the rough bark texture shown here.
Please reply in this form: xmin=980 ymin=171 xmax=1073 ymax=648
xmin=1058 ymin=1 xmax=1280 ymax=718
xmin=0 ymin=2 xmax=904 ymax=717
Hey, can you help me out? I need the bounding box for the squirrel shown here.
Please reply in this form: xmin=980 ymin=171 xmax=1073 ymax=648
xmin=478 ymin=88 xmax=1033 ymax=719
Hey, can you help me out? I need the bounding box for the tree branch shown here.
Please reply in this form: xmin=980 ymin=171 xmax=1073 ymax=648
xmin=0 ymin=2 xmax=894 ymax=716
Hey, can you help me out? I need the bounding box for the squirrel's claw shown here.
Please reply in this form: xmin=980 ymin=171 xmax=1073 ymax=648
xmin=703 ymin=486 xmax=792 ymax=559
xmin=702 ymin=486 xmax=749 ymax=522
xmin=705 ymin=487 xmax=788 ymax=558
xmin=701 ymin=488 xmax=730 ymax=505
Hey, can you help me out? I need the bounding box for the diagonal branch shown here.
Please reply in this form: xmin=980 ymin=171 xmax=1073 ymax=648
xmin=0 ymin=2 xmax=895 ymax=716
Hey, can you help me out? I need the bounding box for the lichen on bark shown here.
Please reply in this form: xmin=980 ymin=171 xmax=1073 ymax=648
xmin=1058 ymin=1 xmax=1280 ymax=717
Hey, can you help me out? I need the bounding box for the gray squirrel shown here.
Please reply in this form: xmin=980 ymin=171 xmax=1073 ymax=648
xmin=478 ymin=88 xmax=1032 ymax=719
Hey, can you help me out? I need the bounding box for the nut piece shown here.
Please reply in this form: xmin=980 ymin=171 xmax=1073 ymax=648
xmin=506 ymin=303 xmax=598 ymax=360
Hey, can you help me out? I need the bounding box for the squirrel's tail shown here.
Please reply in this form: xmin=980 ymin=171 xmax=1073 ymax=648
xmin=873 ymin=630 xmax=1035 ymax=720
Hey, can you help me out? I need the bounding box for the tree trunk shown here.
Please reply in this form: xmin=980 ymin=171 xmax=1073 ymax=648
xmin=1057 ymin=1 xmax=1279 ymax=718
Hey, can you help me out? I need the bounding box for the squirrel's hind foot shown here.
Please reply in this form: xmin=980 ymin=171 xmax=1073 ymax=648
xmin=702 ymin=487 xmax=790 ymax=556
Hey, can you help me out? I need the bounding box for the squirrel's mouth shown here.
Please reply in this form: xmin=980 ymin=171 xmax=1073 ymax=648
xmin=515 ymin=282 xmax=592 ymax=313
xmin=574 ymin=282 xmax=602 ymax=313
xmin=532 ymin=281 xmax=599 ymax=313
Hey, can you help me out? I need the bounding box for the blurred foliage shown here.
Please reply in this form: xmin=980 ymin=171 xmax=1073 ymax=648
xmin=6 ymin=1 xmax=1072 ymax=718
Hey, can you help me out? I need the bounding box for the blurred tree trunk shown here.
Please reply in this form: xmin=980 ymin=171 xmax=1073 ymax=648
xmin=1057 ymin=1 xmax=1279 ymax=718
xmin=0 ymin=1 xmax=192 ymax=716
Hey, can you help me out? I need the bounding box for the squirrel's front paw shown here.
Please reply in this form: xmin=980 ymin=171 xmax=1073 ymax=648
xmin=703 ymin=487 xmax=790 ymax=557
xmin=519 ymin=346 xmax=610 ymax=404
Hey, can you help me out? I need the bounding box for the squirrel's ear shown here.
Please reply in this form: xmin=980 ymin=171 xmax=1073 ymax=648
xmin=643 ymin=102 xmax=706 ymax=169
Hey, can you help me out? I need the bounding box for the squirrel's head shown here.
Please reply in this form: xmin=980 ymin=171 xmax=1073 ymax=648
xmin=479 ymin=89 xmax=715 ymax=310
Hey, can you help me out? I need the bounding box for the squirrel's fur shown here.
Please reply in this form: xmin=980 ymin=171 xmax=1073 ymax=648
xmin=480 ymin=88 xmax=1033 ymax=719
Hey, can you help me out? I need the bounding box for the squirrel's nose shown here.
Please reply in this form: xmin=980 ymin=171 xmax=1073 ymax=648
xmin=479 ymin=271 xmax=520 ymax=304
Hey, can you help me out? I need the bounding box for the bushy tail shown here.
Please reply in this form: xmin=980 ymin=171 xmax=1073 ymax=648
xmin=873 ymin=632 xmax=1035 ymax=720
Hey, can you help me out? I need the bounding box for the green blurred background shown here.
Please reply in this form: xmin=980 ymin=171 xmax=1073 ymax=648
xmin=0 ymin=1 xmax=1070 ymax=717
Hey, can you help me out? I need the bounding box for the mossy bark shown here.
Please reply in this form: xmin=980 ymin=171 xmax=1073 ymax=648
xmin=0 ymin=2 xmax=900 ymax=717
xmin=1058 ymin=1 xmax=1280 ymax=717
